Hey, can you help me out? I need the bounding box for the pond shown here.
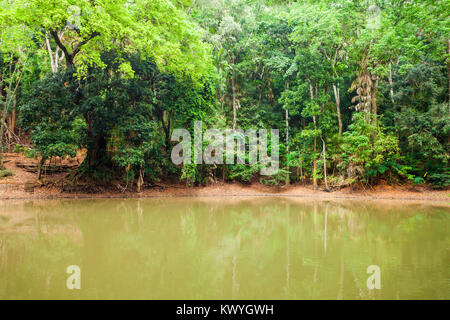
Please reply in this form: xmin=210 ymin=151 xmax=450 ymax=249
xmin=0 ymin=197 xmax=448 ymax=300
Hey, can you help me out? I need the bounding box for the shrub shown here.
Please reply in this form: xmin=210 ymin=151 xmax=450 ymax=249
xmin=0 ymin=169 xmax=13 ymax=178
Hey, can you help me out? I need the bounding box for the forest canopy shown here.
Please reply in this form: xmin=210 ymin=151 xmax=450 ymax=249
xmin=0 ymin=0 xmax=449 ymax=190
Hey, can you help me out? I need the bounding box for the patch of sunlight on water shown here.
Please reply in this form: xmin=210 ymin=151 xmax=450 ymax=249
xmin=0 ymin=197 xmax=448 ymax=300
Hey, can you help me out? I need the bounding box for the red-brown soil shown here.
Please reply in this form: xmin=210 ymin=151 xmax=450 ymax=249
xmin=1 ymin=153 xmax=449 ymax=202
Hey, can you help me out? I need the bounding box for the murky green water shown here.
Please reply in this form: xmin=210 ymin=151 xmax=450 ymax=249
xmin=0 ymin=197 xmax=448 ymax=300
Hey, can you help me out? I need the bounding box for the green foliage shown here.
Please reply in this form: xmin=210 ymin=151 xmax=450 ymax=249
xmin=20 ymin=50 xmax=215 ymax=184
xmin=0 ymin=169 xmax=12 ymax=178
xmin=413 ymin=176 xmax=426 ymax=185
xmin=396 ymin=103 xmax=449 ymax=187
xmin=427 ymin=171 xmax=450 ymax=189
xmin=13 ymin=144 xmax=25 ymax=153
xmin=3 ymin=0 xmax=212 ymax=82
xmin=181 ymin=163 xmax=198 ymax=187
xmin=19 ymin=71 xmax=85 ymax=161
xmin=260 ymin=168 xmax=288 ymax=186
xmin=228 ymin=164 xmax=261 ymax=183
xmin=23 ymin=147 xmax=38 ymax=159
xmin=1 ymin=0 xmax=449 ymax=189
xmin=340 ymin=113 xmax=402 ymax=183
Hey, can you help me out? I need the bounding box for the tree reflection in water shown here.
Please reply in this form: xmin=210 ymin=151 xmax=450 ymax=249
xmin=0 ymin=198 xmax=448 ymax=299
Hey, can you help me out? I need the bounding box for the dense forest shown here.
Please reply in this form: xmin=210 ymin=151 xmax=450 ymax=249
xmin=0 ymin=0 xmax=448 ymax=190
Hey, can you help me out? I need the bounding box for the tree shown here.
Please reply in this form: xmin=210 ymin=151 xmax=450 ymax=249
xmin=4 ymin=0 xmax=211 ymax=79
xmin=2 ymin=0 xmax=449 ymax=189
xmin=5 ymin=0 xmax=213 ymax=180
xmin=21 ymin=51 xmax=215 ymax=184
xmin=0 ymin=21 xmax=37 ymax=167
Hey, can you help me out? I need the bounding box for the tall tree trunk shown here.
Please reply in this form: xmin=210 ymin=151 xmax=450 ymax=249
xmin=11 ymin=95 xmax=16 ymax=136
xmin=447 ymin=39 xmax=450 ymax=112
xmin=0 ymin=116 xmax=5 ymax=168
xmin=45 ymin=33 xmax=57 ymax=73
xmin=285 ymin=107 xmax=290 ymax=185
xmin=232 ymin=68 xmax=237 ymax=132
xmin=388 ymin=61 xmax=395 ymax=108
xmin=0 ymin=65 xmax=10 ymax=167
xmin=321 ymin=136 xmax=329 ymax=190
xmin=82 ymin=114 xmax=109 ymax=174
xmin=309 ymin=83 xmax=318 ymax=190
xmin=299 ymin=157 xmax=303 ymax=184
xmin=137 ymin=165 xmax=144 ymax=193
xmin=312 ymin=122 xmax=318 ymax=190
xmin=371 ymin=76 xmax=378 ymax=126
xmin=333 ymin=83 xmax=342 ymax=136
xmin=161 ymin=110 xmax=171 ymax=153
xmin=285 ymin=80 xmax=290 ymax=185
xmin=7 ymin=96 xmax=16 ymax=151
xmin=258 ymin=67 xmax=264 ymax=109
xmin=258 ymin=84 xmax=263 ymax=109
xmin=86 ymin=134 xmax=108 ymax=170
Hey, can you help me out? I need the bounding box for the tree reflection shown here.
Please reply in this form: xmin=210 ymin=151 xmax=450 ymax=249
xmin=0 ymin=198 xmax=448 ymax=299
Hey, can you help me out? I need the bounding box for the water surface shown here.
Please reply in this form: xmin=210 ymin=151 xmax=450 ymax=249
xmin=0 ymin=197 xmax=448 ymax=299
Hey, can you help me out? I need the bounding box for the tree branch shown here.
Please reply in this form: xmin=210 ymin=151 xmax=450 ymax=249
xmin=71 ymin=32 xmax=100 ymax=58
xmin=50 ymin=30 xmax=100 ymax=66
xmin=50 ymin=30 xmax=73 ymax=65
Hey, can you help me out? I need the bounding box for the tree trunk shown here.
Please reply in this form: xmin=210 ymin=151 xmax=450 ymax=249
xmin=0 ymin=123 xmax=4 ymax=168
xmin=232 ymin=68 xmax=237 ymax=132
xmin=258 ymin=84 xmax=263 ymax=109
xmin=309 ymin=83 xmax=318 ymax=190
xmin=285 ymin=107 xmax=290 ymax=185
xmin=388 ymin=61 xmax=395 ymax=108
xmin=0 ymin=104 xmax=8 ymax=167
xmin=7 ymin=96 xmax=16 ymax=151
xmin=161 ymin=110 xmax=171 ymax=153
xmin=321 ymin=136 xmax=328 ymax=190
xmin=371 ymin=76 xmax=378 ymax=125
xmin=447 ymin=39 xmax=450 ymax=112
xmin=11 ymin=95 xmax=16 ymax=135
xmin=137 ymin=165 xmax=144 ymax=193
xmin=285 ymin=80 xmax=290 ymax=185
xmin=82 ymin=115 xmax=110 ymax=177
xmin=45 ymin=33 xmax=57 ymax=73
xmin=86 ymin=135 xmax=108 ymax=169
xmin=299 ymin=157 xmax=303 ymax=184
xmin=7 ymin=117 xmax=11 ymax=152
xmin=333 ymin=83 xmax=342 ymax=136
xmin=37 ymin=157 xmax=46 ymax=180
xmin=313 ymin=120 xmax=318 ymax=190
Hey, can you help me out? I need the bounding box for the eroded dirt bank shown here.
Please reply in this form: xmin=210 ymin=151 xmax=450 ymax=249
xmin=0 ymin=153 xmax=449 ymax=202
